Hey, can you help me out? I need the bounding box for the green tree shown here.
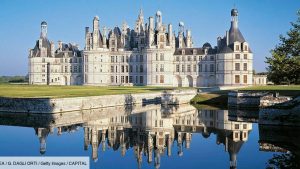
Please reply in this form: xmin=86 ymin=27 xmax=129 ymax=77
xmin=266 ymin=10 xmax=300 ymax=84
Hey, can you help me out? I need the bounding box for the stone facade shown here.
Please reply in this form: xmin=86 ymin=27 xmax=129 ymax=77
xmin=29 ymin=8 xmax=253 ymax=87
xmin=253 ymin=74 xmax=268 ymax=85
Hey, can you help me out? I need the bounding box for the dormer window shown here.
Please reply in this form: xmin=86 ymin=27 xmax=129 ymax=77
xmin=193 ymin=49 xmax=197 ymax=55
xmin=235 ymin=45 xmax=240 ymax=51
xmin=244 ymin=45 xmax=248 ymax=51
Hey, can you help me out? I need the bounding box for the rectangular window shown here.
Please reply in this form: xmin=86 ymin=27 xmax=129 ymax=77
xmin=243 ymin=63 xmax=247 ymax=71
xmin=243 ymin=124 xmax=247 ymax=129
xmin=121 ymin=66 xmax=124 ymax=73
xmin=182 ymin=65 xmax=185 ymax=72
xmin=160 ymin=53 xmax=164 ymax=61
xmin=140 ymin=55 xmax=143 ymax=62
xmin=187 ymin=65 xmax=191 ymax=72
xmin=194 ymin=56 xmax=197 ymax=61
xmin=188 ymin=56 xmax=191 ymax=61
xmin=244 ymin=54 xmax=247 ymax=59
xmin=140 ymin=76 xmax=143 ymax=83
xmin=235 ymin=63 xmax=240 ymax=71
xmin=235 ymin=54 xmax=240 ymax=59
xmin=176 ymin=65 xmax=180 ymax=72
xmin=243 ymin=75 xmax=247 ymax=83
xmin=136 ymin=55 xmax=139 ymax=62
xmin=126 ymin=66 xmax=129 ymax=72
xmin=210 ymin=56 xmax=214 ymax=61
xmin=199 ymin=64 xmax=202 ymax=72
xmin=122 ymin=56 xmax=125 ymax=62
xmin=160 ymin=64 xmax=164 ymax=72
xmin=140 ymin=65 xmax=143 ymax=72
xmin=111 ymin=76 xmax=114 ymax=83
xmin=210 ymin=64 xmax=214 ymax=72
xmin=236 ymin=45 xmax=240 ymax=51
xmin=235 ymin=124 xmax=239 ymax=129
xmin=176 ymin=56 xmax=179 ymax=61
xmin=121 ymin=76 xmax=124 ymax=83
xmin=235 ymin=75 xmax=240 ymax=83
xmin=160 ymin=75 xmax=164 ymax=83
xmin=129 ymin=76 xmax=133 ymax=83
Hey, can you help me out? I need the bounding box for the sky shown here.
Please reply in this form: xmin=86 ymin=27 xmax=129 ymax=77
xmin=0 ymin=0 xmax=299 ymax=76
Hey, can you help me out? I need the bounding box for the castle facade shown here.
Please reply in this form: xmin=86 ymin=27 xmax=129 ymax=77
xmin=29 ymin=8 xmax=253 ymax=87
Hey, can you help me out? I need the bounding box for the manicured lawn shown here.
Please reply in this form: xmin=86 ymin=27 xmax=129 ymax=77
xmin=0 ymin=84 xmax=179 ymax=98
xmin=240 ymin=85 xmax=300 ymax=97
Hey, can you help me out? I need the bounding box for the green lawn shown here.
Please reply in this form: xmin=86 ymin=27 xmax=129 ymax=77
xmin=0 ymin=84 xmax=179 ymax=98
xmin=240 ymin=85 xmax=300 ymax=97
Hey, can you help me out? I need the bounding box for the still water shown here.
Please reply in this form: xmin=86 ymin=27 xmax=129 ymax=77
xmin=0 ymin=104 xmax=299 ymax=169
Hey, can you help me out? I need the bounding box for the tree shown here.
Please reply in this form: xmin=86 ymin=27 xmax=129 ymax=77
xmin=266 ymin=10 xmax=300 ymax=84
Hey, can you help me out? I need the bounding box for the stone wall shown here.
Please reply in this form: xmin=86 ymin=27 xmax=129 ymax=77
xmin=228 ymin=91 xmax=291 ymax=108
xmin=0 ymin=89 xmax=196 ymax=113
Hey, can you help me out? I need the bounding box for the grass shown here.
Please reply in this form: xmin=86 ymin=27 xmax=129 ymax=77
xmin=0 ymin=84 xmax=181 ymax=98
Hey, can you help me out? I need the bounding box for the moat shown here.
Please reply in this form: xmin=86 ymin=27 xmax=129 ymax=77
xmin=0 ymin=104 xmax=299 ymax=169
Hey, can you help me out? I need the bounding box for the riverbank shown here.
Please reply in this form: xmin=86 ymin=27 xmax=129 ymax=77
xmin=190 ymin=85 xmax=300 ymax=108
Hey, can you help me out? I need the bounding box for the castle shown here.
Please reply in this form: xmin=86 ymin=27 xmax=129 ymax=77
xmin=28 ymin=8 xmax=253 ymax=87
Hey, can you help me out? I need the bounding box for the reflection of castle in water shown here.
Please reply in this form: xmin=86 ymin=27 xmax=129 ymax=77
xmin=0 ymin=105 xmax=252 ymax=169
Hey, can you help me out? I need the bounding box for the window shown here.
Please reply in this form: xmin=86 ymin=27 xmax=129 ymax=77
xmin=205 ymin=64 xmax=208 ymax=72
xmin=140 ymin=55 xmax=143 ymax=62
xmin=243 ymin=63 xmax=247 ymax=71
xmin=160 ymin=75 xmax=164 ymax=83
xmin=235 ymin=133 xmax=239 ymax=139
xmin=160 ymin=53 xmax=164 ymax=61
xmin=210 ymin=64 xmax=214 ymax=72
xmin=187 ymin=65 xmax=191 ymax=72
xmin=126 ymin=66 xmax=129 ymax=72
xmin=235 ymin=45 xmax=240 ymax=51
xmin=136 ymin=55 xmax=139 ymax=62
xmin=235 ymin=63 xmax=240 ymax=71
xmin=243 ymin=124 xmax=247 ymax=129
xmin=244 ymin=45 xmax=248 ymax=51
xmin=235 ymin=54 xmax=240 ymax=59
xmin=235 ymin=75 xmax=240 ymax=83
xmin=176 ymin=56 xmax=179 ymax=61
xmin=235 ymin=124 xmax=239 ymax=129
xmin=199 ymin=64 xmax=202 ymax=72
xmin=121 ymin=66 xmax=125 ymax=73
xmin=194 ymin=56 xmax=197 ymax=61
xmin=130 ymin=65 xmax=133 ymax=72
xmin=136 ymin=65 xmax=138 ymax=72
xmin=156 ymin=53 xmax=158 ymax=61
xmin=188 ymin=56 xmax=191 ymax=61
xmin=156 ymin=64 xmax=158 ymax=72
xmin=160 ymin=64 xmax=164 ymax=72
xmin=182 ymin=65 xmax=185 ymax=72
xmin=210 ymin=56 xmax=214 ymax=61
xmin=122 ymin=56 xmax=125 ymax=62
xmin=243 ymin=75 xmax=247 ymax=83
xmin=121 ymin=76 xmax=124 ymax=83
xmin=244 ymin=54 xmax=247 ymax=59
xmin=111 ymin=76 xmax=114 ymax=83
xmin=140 ymin=76 xmax=143 ymax=83
xmin=129 ymin=76 xmax=133 ymax=83
xmin=176 ymin=65 xmax=180 ymax=72
xmin=140 ymin=65 xmax=143 ymax=72
xmin=116 ymin=66 xmax=118 ymax=73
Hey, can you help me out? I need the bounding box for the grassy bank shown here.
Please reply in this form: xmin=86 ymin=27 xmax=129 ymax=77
xmin=191 ymin=85 xmax=300 ymax=108
xmin=0 ymin=84 xmax=179 ymax=98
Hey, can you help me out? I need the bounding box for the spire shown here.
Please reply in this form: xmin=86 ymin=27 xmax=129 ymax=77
xmin=139 ymin=8 xmax=144 ymax=19
xmin=231 ymin=8 xmax=238 ymax=29
xmin=40 ymin=21 xmax=47 ymax=38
